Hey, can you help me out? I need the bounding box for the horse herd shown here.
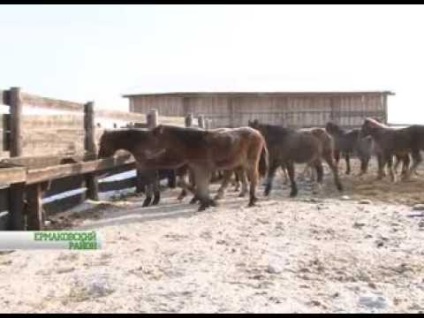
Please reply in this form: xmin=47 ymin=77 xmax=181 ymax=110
xmin=97 ymin=117 xmax=424 ymax=212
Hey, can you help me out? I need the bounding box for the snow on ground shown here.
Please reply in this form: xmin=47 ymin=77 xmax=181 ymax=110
xmin=0 ymin=162 xmax=423 ymax=313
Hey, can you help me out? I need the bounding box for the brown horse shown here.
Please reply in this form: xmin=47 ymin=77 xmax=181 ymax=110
xmin=147 ymin=125 xmax=268 ymax=211
xmin=360 ymin=118 xmax=424 ymax=181
xmin=248 ymin=120 xmax=343 ymax=197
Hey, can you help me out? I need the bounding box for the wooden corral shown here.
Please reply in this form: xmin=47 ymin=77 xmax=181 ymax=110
xmin=123 ymin=91 xmax=394 ymax=129
xmin=0 ymin=87 xmax=203 ymax=231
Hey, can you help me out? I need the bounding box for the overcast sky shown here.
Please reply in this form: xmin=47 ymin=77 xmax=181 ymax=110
xmin=0 ymin=5 xmax=422 ymax=124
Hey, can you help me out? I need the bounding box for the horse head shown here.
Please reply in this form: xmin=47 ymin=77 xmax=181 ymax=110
xmin=98 ymin=130 xmax=117 ymax=159
xmin=248 ymin=119 xmax=260 ymax=129
xmin=325 ymin=122 xmax=343 ymax=135
xmin=360 ymin=118 xmax=384 ymax=138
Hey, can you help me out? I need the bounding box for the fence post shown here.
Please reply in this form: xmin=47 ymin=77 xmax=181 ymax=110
xmin=84 ymin=101 xmax=99 ymax=200
xmin=9 ymin=87 xmax=23 ymax=157
xmin=147 ymin=109 xmax=158 ymax=129
xmin=26 ymin=183 xmax=44 ymax=230
xmin=198 ymin=115 xmax=205 ymax=129
xmin=185 ymin=113 xmax=193 ymax=127
xmin=7 ymin=87 xmax=25 ymax=230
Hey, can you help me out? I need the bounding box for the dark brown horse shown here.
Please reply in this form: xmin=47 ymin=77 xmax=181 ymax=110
xmin=325 ymin=122 xmax=373 ymax=175
xmin=248 ymin=120 xmax=343 ymax=197
xmin=147 ymin=125 xmax=268 ymax=211
xmin=360 ymin=118 xmax=424 ymax=181
xmin=98 ymin=128 xmax=193 ymax=207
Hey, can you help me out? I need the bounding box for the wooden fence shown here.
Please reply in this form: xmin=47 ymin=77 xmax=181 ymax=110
xmin=0 ymin=87 xmax=207 ymax=231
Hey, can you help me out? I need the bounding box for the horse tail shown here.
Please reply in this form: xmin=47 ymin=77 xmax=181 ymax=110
xmin=258 ymin=141 xmax=269 ymax=178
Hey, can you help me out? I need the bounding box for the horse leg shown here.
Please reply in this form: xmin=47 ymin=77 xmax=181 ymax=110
xmin=214 ymin=169 xmax=233 ymax=200
xmin=135 ymin=168 xmax=145 ymax=195
xmin=176 ymin=171 xmax=192 ymax=201
xmin=359 ymin=154 xmax=370 ymax=176
xmin=334 ymin=150 xmax=341 ymax=168
xmin=142 ymin=172 xmax=154 ymax=207
xmin=312 ymin=159 xmax=324 ymax=194
xmin=152 ymin=172 xmax=161 ymax=205
xmin=386 ymin=154 xmax=396 ymax=183
xmin=407 ymin=150 xmax=422 ymax=179
xmin=309 ymin=164 xmax=317 ymax=182
xmin=192 ymin=166 xmax=215 ymax=211
xmin=286 ymin=162 xmax=298 ymax=197
xmin=376 ymin=153 xmax=386 ymax=180
xmin=186 ymin=169 xmax=200 ymax=204
xmin=246 ymin=165 xmax=259 ymax=207
xmin=238 ymin=168 xmax=249 ymax=197
xmin=393 ymin=155 xmax=401 ymax=175
xmin=344 ymin=153 xmax=351 ymax=175
xmin=264 ymin=160 xmax=279 ymax=196
xmin=323 ymin=150 xmax=343 ymax=192
xmin=279 ymin=166 xmax=288 ymax=185
xmin=399 ymin=154 xmax=410 ymax=180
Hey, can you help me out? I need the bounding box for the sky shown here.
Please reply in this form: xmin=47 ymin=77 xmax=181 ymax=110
xmin=0 ymin=4 xmax=423 ymax=124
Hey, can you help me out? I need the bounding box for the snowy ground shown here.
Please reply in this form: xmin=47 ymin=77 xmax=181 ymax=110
xmin=0 ymin=161 xmax=423 ymax=313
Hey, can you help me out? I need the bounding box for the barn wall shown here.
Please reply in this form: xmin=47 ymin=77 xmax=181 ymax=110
xmin=128 ymin=93 xmax=389 ymax=129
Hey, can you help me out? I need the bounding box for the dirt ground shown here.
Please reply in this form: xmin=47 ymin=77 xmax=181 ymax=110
xmin=0 ymin=159 xmax=423 ymax=313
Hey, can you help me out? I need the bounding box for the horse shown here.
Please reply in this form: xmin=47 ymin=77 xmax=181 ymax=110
xmin=359 ymin=118 xmax=424 ymax=181
xmin=146 ymin=125 xmax=268 ymax=211
xmin=325 ymin=122 xmax=373 ymax=175
xmin=98 ymin=128 xmax=195 ymax=207
xmin=248 ymin=120 xmax=343 ymax=197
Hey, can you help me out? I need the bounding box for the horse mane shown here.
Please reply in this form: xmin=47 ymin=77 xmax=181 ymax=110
xmin=154 ymin=125 xmax=208 ymax=148
xmin=325 ymin=122 xmax=345 ymax=135
xmin=100 ymin=128 xmax=151 ymax=146
xmin=364 ymin=117 xmax=388 ymax=128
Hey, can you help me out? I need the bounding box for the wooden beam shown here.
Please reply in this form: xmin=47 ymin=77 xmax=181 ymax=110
xmin=21 ymin=92 xmax=84 ymax=112
xmin=96 ymin=109 xmax=146 ymax=122
xmin=1 ymin=153 xmax=87 ymax=169
xmin=26 ymin=155 xmax=134 ymax=185
xmin=0 ymin=167 xmax=27 ymax=185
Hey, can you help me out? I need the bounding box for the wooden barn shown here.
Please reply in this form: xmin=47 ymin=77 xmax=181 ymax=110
xmin=123 ymin=91 xmax=394 ymax=129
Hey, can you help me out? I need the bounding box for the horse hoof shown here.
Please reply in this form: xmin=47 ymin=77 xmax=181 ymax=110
xmin=142 ymin=199 xmax=152 ymax=207
xmin=189 ymin=197 xmax=199 ymax=204
xmin=197 ymin=205 xmax=207 ymax=212
xmin=248 ymin=197 xmax=258 ymax=207
xmin=152 ymin=198 xmax=160 ymax=205
xmin=289 ymin=191 xmax=298 ymax=197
